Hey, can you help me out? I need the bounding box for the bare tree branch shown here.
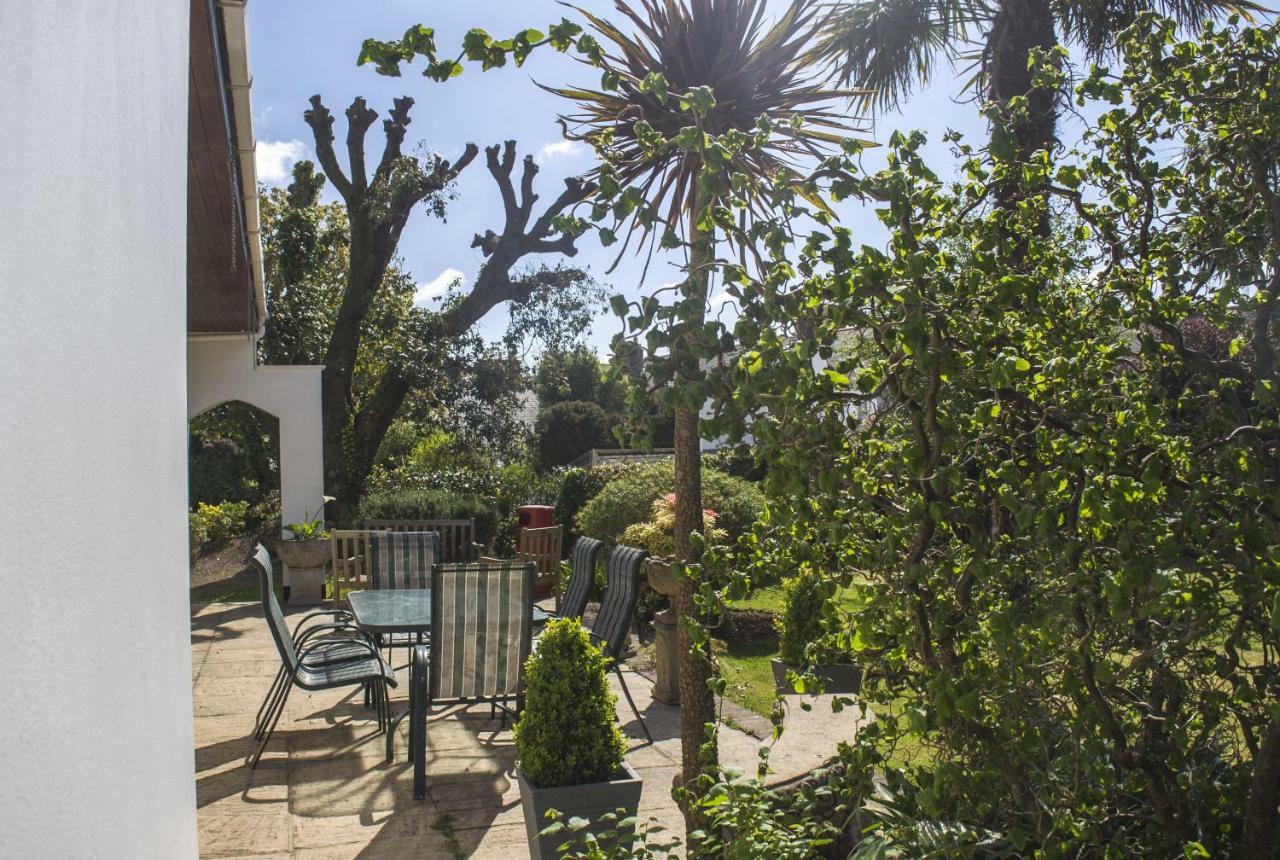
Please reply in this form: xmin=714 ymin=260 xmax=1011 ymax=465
xmin=303 ymin=96 xmax=352 ymax=200
xmin=344 ymin=97 xmax=379 ymax=194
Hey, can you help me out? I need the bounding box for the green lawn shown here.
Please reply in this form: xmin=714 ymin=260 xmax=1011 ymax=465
xmin=717 ymin=586 xmax=864 ymax=718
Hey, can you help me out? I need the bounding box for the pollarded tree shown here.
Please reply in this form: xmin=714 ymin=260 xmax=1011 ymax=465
xmin=297 ymin=95 xmax=598 ymax=521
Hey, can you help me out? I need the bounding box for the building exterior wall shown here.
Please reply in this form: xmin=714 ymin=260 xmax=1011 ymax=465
xmin=0 ymin=2 xmax=198 ymax=856
xmin=188 ymin=336 xmax=326 ymax=548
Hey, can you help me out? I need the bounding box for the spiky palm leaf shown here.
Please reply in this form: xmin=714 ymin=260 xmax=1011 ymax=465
xmin=543 ymin=0 xmax=870 ymax=247
xmin=812 ymin=0 xmax=1263 ymax=111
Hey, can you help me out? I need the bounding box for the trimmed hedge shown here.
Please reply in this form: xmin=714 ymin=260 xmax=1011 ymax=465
xmin=575 ymin=460 xmax=763 ymax=547
xmin=355 ymin=489 xmax=500 ymax=548
xmin=513 ymin=617 xmax=626 ymax=787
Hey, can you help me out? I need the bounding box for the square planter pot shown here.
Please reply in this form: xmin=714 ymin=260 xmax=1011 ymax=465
xmin=517 ymin=761 xmax=643 ymax=860
xmin=771 ymin=658 xmax=863 ymax=696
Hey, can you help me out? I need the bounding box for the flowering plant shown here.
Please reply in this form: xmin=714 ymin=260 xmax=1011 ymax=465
xmin=620 ymin=494 xmax=726 ymax=558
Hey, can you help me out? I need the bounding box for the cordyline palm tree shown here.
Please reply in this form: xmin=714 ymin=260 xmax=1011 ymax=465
xmin=543 ymin=0 xmax=866 ymax=830
xmin=810 ymin=0 xmax=1262 ymax=164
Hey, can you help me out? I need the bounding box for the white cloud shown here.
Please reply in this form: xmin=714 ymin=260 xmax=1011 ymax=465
xmin=255 ymin=139 xmax=307 ymax=185
xmin=709 ymin=289 xmax=734 ymax=307
xmin=415 ymin=267 xmax=466 ymax=304
xmin=536 ymin=139 xmax=587 ymax=164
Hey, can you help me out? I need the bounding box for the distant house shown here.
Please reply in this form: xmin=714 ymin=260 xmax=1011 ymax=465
xmin=2 ymin=1 xmax=321 ymax=854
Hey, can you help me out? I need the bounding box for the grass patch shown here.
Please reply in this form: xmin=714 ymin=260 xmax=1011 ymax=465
xmin=716 ymin=636 xmax=780 ymax=719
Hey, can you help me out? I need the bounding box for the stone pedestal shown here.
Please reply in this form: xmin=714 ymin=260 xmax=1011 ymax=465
xmin=286 ymin=565 xmax=327 ymax=605
xmin=650 ymin=605 xmax=680 ymax=704
xmin=644 ymin=559 xmax=681 ymax=705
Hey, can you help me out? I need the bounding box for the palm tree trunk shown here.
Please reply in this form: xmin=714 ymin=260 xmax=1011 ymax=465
xmin=987 ymin=0 xmax=1058 ymax=214
xmin=673 ymin=201 xmax=717 ymax=836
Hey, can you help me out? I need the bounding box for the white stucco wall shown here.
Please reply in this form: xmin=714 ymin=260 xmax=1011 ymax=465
xmin=188 ymin=336 xmax=326 ymax=546
xmin=0 ymin=2 xmax=198 ymax=857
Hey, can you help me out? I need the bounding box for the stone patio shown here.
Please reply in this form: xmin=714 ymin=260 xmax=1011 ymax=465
xmin=191 ymin=600 xmax=866 ymax=858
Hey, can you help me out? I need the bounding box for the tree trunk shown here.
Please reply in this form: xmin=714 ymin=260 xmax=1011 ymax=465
xmin=1244 ymin=713 xmax=1280 ymax=857
xmin=673 ymin=206 xmax=717 ymax=837
xmin=987 ymin=0 xmax=1057 ymax=234
xmin=987 ymin=0 xmax=1057 ymax=163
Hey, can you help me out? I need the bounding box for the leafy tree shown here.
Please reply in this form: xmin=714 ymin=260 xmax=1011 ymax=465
xmin=702 ymin=16 xmax=1280 ymax=856
xmin=533 ymin=346 xmax=622 ymax=410
xmin=531 ymin=400 xmax=612 ymax=471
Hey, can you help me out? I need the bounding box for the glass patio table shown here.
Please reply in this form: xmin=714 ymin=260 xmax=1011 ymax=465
xmin=346 ymin=588 xmax=550 ymax=634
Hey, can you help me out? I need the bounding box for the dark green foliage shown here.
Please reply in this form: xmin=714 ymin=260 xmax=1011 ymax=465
xmin=702 ymin=18 xmax=1280 ymax=856
xmin=533 ymin=346 xmax=624 ymax=412
xmin=555 ymin=467 xmax=611 ymax=550
xmin=532 ymin=400 xmax=613 ymax=472
xmin=188 ymin=402 xmax=278 ymax=508
xmin=355 ymin=489 xmax=499 ymax=547
xmin=575 ymin=460 xmax=763 ymax=547
xmin=775 ymin=568 xmax=833 ymax=668
xmin=513 ymin=617 xmax=627 ymax=787
xmin=702 ymin=446 xmax=765 ymax=482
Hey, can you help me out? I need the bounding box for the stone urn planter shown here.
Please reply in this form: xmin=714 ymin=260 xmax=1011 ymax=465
xmin=771 ymin=659 xmax=863 ymax=697
xmin=517 ymin=761 xmax=643 ymax=860
xmin=278 ymin=538 xmax=330 ymax=605
xmin=643 ymin=557 xmax=681 ymax=705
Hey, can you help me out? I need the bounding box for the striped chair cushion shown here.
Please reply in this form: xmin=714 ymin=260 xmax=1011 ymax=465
xmin=368 ymin=531 xmax=438 ymax=590
xmin=430 ymin=561 xmax=535 ymax=701
xmin=562 ymin=536 xmax=604 ymax=620
xmin=589 ymin=544 xmax=648 ymax=660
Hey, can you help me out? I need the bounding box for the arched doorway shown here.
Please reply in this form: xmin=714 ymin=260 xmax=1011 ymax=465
xmin=188 ymin=400 xmax=280 ymax=601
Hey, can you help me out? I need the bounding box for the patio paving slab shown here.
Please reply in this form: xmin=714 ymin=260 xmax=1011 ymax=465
xmin=192 ymin=600 xmax=862 ymax=858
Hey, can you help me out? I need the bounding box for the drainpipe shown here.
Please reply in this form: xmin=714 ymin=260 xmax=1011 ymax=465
xmin=216 ymin=0 xmax=268 ymax=338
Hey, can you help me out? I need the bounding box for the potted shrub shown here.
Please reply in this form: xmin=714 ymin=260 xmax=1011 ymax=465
xmin=278 ymin=499 xmax=332 ymax=603
xmin=513 ymin=617 xmax=640 ymax=859
xmin=771 ymin=567 xmax=862 ymax=695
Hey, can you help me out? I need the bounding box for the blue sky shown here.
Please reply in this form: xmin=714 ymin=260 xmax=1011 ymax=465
xmin=245 ymin=1 xmax=1057 ymax=354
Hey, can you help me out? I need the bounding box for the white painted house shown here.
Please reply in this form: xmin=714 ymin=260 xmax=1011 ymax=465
xmin=0 ymin=1 xmax=322 ymax=855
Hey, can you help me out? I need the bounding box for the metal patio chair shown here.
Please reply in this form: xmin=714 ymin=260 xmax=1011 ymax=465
xmin=386 ymin=560 xmax=536 ymax=800
xmin=559 ymin=535 xmax=604 ymax=620
xmin=589 ymin=543 xmax=652 ymax=742
xmin=249 ymin=544 xmax=398 ymax=769
xmin=368 ymin=530 xmax=439 ymax=663
xmin=250 ymin=546 xmax=378 ymax=740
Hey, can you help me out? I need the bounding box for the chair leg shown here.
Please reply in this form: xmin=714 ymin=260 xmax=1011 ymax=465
xmin=254 ymin=667 xmax=286 ymax=737
xmin=614 ymin=664 xmax=652 ymax=743
xmin=254 ymin=672 xmax=291 ymax=741
xmin=252 ymin=681 xmax=293 ymax=769
xmin=411 ymin=661 xmax=429 ymax=800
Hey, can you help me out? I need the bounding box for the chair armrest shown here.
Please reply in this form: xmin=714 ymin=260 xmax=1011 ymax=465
xmin=290 ymin=608 xmax=352 ymax=641
xmin=295 ymin=622 xmax=373 ymax=650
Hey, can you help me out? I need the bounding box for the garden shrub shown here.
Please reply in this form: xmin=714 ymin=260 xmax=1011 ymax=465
xmin=775 ymin=567 xmax=840 ymax=667
xmin=620 ymin=494 xmax=727 ymax=559
xmin=188 ymin=500 xmax=249 ymax=552
xmin=703 ymin=446 xmax=766 ymax=482
xmin=555 ymin=466 xmax=610 ymax=545
xmin=513 ymin=617 xmax=626 ymax=787
xmin=355 ymin=489 xmax=499 ymax=548
xmin=576 ymin=460 xmax=762 ymax=546
xmin=532 ymin=400 xmax=613 ymax=471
